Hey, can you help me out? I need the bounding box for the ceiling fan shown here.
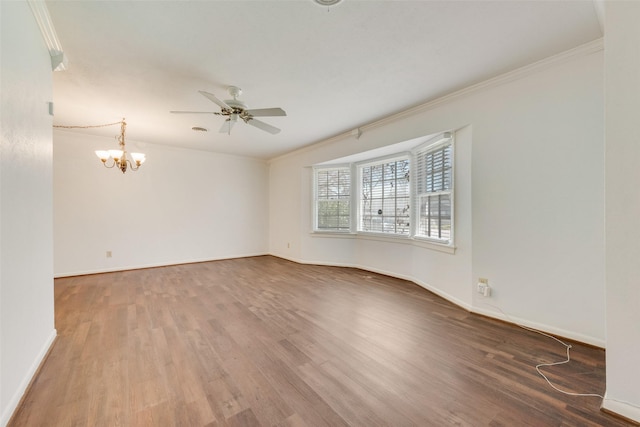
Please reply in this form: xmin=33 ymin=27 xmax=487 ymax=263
xmin=170 ymin=86 xmax=286 ymax=135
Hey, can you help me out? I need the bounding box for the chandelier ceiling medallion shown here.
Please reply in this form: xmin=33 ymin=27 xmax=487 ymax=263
xmin=312 ymin=0 xmax=342 ymax=11
xmin=54 ymin=118 xmax=146 ymax=174
xmin=313 ymin=0 xmax=342 ymax=6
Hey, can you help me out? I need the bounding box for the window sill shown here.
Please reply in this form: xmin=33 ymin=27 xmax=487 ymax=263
xmin=355 ymin=232 xmax=412 ymax=243
xmin=309 ymin=231 xmax=456 ymax=254
xmin=310 ymin=231 xmax=356 ymax=239
xmin=411 ymin=238 xmax=456 ymax=254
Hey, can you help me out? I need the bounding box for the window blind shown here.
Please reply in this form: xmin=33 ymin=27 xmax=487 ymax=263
xmin=315 ymin=167 xmax=351 ymax=231
xmin=415 ymin=139 xmax=453 ymax=242
xmin=359 ymin=158 xmax=410 ymax=235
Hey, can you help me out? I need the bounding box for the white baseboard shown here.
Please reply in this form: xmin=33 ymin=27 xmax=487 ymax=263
xmin=53 ymin=252 xmax=269 ymax=278
xmin=405 ymin=275 xmax=473 ymax=312
xmin=471 ymin=305 xmax=605 ymax=348
xmin=58 ymin=251 xmax=605 ymax=345
xmin=602 ymin=395 xmax=640 ymax=424
xmin=1 ymin=329 xmax=57 ymax=427
xmin=269 ymin=253 xmax=603 ymax=348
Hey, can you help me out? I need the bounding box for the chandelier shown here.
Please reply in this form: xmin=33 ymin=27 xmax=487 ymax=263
xmin=94 ymin=119 xmax=146 ymax=173
xmin=54 ymin=118 xmax=146 ymax=174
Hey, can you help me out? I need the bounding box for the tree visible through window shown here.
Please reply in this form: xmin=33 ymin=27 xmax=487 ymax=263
xmin=315 ymin=167 xmax=351 ymax=231
xmin=359 ymin=158 xmax=410 ymax=235
xmin=313 ymin=132 xmax=453 ymax=246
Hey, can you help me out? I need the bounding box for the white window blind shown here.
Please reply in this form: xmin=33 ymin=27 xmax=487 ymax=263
xmin=315 ymin=167 xmax=351 ymax=231
xmin=415 ymin=136 xmax=453 ymax=243
xmin=359 ymin=157 xmax=410 ymax=235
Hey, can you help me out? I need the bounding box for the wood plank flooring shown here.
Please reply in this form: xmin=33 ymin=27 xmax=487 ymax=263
xmin=9 ymin=256 xmax=634 ymax=426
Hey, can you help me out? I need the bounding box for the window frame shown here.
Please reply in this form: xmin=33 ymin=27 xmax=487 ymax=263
xmin=310 ymin=131 xmax=455 ymax=252
xmin=356 ymin=153 xmax=412 ymax=238
xmin=312 ymin=165 xmax=353 ymax=233
xmin=412 ymin=134 xmax=454 ymax=246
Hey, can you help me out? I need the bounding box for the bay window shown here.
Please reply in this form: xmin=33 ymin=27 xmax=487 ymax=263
xmin=312 ymin=131 xmax=454 ymax=247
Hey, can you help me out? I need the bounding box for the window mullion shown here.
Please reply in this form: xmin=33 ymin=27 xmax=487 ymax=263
xmin=438 ymin=194 xmax=442 ymax=239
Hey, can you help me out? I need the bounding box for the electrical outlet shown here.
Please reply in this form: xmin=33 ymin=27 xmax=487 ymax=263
xmin=477 ymin=281 xmax=491 ymax=297
xmin=483 ymin=286 xmax=491 ymax=297
xmin=477 ymin=278 xmax=491 ymax=297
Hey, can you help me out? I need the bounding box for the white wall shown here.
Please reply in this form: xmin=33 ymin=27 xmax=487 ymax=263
xmin=469 ymin=50 xmax=605 ymax=344
xmin=603 ymin=1 xmax=640 ymax=422
xmin=0 ymin=2 xmax=57 ymax=425
xmin=269 ymin=42 xmax=605 ymax=346
xmin=53 ymin=131 xmax=269 ymax=276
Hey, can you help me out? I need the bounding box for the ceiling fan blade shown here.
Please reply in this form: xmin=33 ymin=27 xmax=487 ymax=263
xmin=247 ymin=118 xmax=281 ymax=135
xmin=219 ymin=119 xmax=236 ymax=134
xmin=244 ymin=107 xmax=287 ymax=117
xmin=199 ymin=90 xmax=231 ymax=110
xmin=170 ymin=110 xmax=217 ymax=114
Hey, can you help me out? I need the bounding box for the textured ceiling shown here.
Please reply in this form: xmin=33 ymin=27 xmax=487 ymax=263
xmin=47 ymin=0 xmax=602 ymax=159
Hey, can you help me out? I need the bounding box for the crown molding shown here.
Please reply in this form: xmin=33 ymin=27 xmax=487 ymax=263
xmin=27 ymin=0 xmax=68 ymax=71
xmin=269 ymin=38 xmax=604 ymax=164
xmin=593 ymin=0 xmax=605 ymax=35
xmin=362 ymin=38 xmax=604 ymax=133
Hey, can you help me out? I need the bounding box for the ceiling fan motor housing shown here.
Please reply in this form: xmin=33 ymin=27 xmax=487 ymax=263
xmin=224 ymin=99 xmax=248 ymax=111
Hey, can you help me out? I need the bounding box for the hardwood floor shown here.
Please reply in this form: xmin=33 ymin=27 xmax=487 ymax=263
xmin=9 ymin=256 xmax=634 ymax=426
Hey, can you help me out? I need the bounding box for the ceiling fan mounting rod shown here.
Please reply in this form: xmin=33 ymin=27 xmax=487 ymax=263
xmin=228 ymin=86 xmax=242 ymax=100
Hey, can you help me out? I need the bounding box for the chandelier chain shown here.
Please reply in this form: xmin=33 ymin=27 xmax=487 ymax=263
xmin=53 ymin=119 xmax=124 ymax=129
xmin=57 ymin=118 xmax=145 ymax=174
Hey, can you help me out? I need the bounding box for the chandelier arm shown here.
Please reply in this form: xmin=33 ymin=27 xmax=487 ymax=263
xmin=127 ymin=159 xmax=141 ymax=171
xmin=102 ymin=159 xmax=116 ymax=169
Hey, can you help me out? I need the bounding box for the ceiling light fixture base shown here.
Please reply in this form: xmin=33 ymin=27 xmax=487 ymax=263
xmin=313 ymin=0 xmax=342 ymax=7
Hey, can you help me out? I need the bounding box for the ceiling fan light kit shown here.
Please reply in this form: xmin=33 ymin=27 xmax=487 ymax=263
xmin=171 ymin=86 xmax=287 ymax=135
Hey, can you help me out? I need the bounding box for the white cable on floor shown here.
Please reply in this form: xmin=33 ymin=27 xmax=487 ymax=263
xmin=481 ymin=302 xmax=604 ymax=398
